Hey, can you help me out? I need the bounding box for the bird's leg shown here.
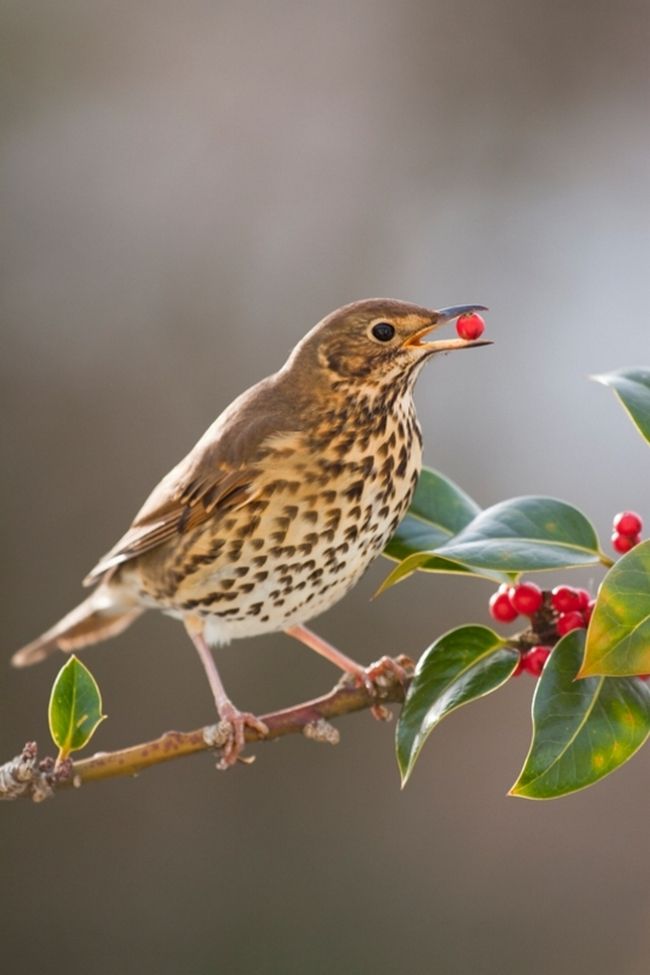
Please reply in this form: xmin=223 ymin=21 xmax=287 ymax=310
xmin=185 ymin=619 xmax=268 ymax=768
xmin=285 ymin=623 xmax=408 ymax=719
xmin=285 ymin=623 xmax=371 ymax=688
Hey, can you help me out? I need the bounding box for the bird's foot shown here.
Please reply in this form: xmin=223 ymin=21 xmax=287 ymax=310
xmin=345 ymin=655 xmax=414 ymax=722
xmin=366 ymin=655 xmax=411 ymax=687
xmin=213 ymin=703 xmax=269 ymax=770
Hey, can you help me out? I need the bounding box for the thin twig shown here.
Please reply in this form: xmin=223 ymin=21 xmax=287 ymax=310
xmin=0 ymin=657 xmax=413 ymax=801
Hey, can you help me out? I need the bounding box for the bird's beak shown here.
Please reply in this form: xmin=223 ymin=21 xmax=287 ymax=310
xmin=435 ymin=304 xmax=489 ymax=322
xmin=404 ymin=304 xmax=492 ymax=353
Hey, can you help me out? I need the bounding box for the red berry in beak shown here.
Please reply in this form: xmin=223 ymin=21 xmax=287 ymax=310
xmin=456 ymin=312 xmax=486 ymax=341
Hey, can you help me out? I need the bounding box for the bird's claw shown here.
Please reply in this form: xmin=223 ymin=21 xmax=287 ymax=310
xmin=349 ymin=655 xmax=411 ymax=722
xmin=370 ymin=703 xmax=393 ymax=722
xmin=366 ymin=655 xmax=409 ymax=687
xmin=214 ymin=705 xmax=269 ymax=770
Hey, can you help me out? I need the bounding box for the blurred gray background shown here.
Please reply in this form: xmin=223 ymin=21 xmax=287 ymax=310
xmin=2 ymin=1 xmax=649 ymax=973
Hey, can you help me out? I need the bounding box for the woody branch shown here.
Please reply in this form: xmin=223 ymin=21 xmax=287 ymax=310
xmin=0 ymin=657 xmax=412 ymax=801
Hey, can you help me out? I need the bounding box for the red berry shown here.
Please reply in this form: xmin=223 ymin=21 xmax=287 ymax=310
xmin=508 ymin=582 xmax=543 ymax=616
xmin=612 ymin=531 xmax=641 ymax=554
xmin=583 ymin=598 xmax=597 ymax=624
xmin=512 ymin=653 xmax=525 ymax=677
xmin=489 ymin=590 xmax=518 ymax=622
xmin=556 ymin=611 xmax=585 ymax=636
xmin=551 ymin=586 xmax=581 ymax=614
xmin=456 ymin=313 xmax=485 ymax=341
xmin=522 ymin=646 xmax=552 ymax=677
xmin=613 ymin=511 xmax=643 ymax=536
xmin=575 ymin=588 xmax=591 ymax=610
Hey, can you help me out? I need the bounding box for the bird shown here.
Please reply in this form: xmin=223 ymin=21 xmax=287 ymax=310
xmin=13 ymin=298 xmax=489 ymax=766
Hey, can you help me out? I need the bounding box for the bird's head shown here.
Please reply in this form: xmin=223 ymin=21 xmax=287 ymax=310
xmin=287 ymin=298 xmax=491 ymax=391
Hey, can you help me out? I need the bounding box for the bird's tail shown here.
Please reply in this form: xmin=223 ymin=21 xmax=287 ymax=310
xmin=11 ymin=587 xmax=144 ymax=668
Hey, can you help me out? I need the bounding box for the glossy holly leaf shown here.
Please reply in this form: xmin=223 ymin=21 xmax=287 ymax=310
xmin=580 ymin=540 xmax=650 ymax=677
xmin=434 ymin=496 xmax=603 ymax=571
xmin=48 ymin=655 xmax=106 ymax=761
xmin=380 ymin=468 xmax=510 ymax=592
xmin=510 ymin=630 xmax=650 ymax=799
xmin=384 ymin=467 xmax=481 ymax=561
xmin=593 ymin=367 xmax=650 ymax=445
xmin=397 ymin=625 xmax=518 ymax=785
xmin=377 ymin=550 xmax=511 ymax=595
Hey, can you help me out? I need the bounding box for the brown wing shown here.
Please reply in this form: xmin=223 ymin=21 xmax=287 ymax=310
xmin=83 ymin=462 xmax=257 ymax=585
xmin=83 ymin=373 xmax=303 ymax=585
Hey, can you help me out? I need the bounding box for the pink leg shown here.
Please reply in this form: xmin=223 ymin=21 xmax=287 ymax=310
xmin=285 ymin=624 xmax=408 ymax=719
xmin=185 ymin=619 xmax=268 ymax=768
xmin=285 ymin=623 xmax=370 ymax=686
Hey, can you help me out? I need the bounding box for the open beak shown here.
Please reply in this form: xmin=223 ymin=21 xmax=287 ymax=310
xmin=405 ymin=303 xmax=492 ymax=353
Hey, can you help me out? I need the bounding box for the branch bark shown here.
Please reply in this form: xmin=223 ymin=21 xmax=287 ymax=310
xmin=0 ymin=657 xmax=412 ymax=801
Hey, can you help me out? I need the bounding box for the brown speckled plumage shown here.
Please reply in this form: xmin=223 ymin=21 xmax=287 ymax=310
xmin=13 ymin=297 xmax=489 ymax=764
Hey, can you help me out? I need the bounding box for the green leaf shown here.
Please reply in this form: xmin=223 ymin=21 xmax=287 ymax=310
xmin=434 ymin=496 xmax=603 ymax=571
xmin=48 ymin=655 xmax=106 ymax=760
xmin=384 ymin=467 xmax=481 ymax=562
xmin=397 ymin=625 xmax=518 ymax=785
xmin=593 ymin=367 xmax=650 ymax=445
xmin=580 ymin=540 xmax=650 ymax=677
xmin=510 ymin=630 xmax=650 ymax=799
xmin=380 ymin=467 xmax=510 ymax=591
xmin=376 ymin=550 xmax=510 ymax=595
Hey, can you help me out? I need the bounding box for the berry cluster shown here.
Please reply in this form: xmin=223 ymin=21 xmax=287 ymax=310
xmin=489 ymin=581 xmax=596 ymax=678
xmin=490 ymin=582 xmax=594 ymax=628
xmin=486 ymin=508 xmax=645 ymax=680
xmin=611 ymin=510 xmax=643 ymax=554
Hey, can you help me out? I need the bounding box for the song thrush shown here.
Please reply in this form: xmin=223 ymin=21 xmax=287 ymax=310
xmin=13 ymin=298 xmax=489 ymax=765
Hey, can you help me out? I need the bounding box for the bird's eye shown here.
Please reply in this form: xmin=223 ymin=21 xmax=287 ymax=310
xmin=371 ymin=322 xmax=395 ymax=342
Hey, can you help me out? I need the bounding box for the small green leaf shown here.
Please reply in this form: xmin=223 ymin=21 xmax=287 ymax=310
xmin=48 ymin=655 xmax=106 ymax=761
xmin=510 ymin=630 xmax=650 ymax=799
xmin=380 ymin=468 xmax=511 ymax=592
xmin=376 ymin=550 xmax=510 ymax=595
xmin=593 ymin=367 xmax=650 ymax=445
xmin=434 ymin=496 xmax=602 ymax=571
xmin=580 ymin=540 xmax=650 ymax=677
xmin=384 ymin=467 xmax=481 ymax=562
xmin=397 ymin=625 xmax=517 ymax=785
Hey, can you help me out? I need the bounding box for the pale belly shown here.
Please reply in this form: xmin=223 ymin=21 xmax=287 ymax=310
xmin=201 ymin=456 xmax=420 ymax=645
